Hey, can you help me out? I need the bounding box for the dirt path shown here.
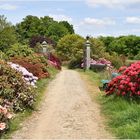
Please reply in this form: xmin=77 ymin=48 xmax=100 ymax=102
xmin=12 ymin=69 xmax=112 ymax=139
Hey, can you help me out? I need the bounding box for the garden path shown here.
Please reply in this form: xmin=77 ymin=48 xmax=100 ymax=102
xmin=12 ymin=69 xmax=112 ymax=139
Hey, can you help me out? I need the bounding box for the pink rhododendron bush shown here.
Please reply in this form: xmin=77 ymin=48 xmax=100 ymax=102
xmin=0 ymin=60 xmax=36 ymax=135
xmin=90 ymin=58 xmax=111 ymax=66
xmin=0 ymin=105 xmax=14 ymax=134
xmin=105 ymin=61 xmax=140 ymax=97
xmin=81 ymin=58 xmax=112 ymax=68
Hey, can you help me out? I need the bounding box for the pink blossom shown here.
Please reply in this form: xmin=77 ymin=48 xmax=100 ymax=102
xmin=0 ymin=123 xmax=6 ymax=131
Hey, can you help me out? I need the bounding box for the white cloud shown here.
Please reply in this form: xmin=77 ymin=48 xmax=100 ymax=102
xmin=82 ymin=17 xmax=116 ymax=26
xmin=56 ymin=8 xmax=65 ymax=12
xmin=126 ymin=17 xmax=140 ymax=24
xmin=86 ymin=0 xmax=140 ymax=8
xmin=48 ymin=14 xmax=72 ymax=23
xmin=131 ymin=29 xmax=140 ymax=33
xmin=0 ymin=4 xmax=18 ymax=10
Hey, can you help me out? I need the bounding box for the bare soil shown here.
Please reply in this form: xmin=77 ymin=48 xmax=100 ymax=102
xmin=12 ymin=69 xmax=112 ymax=139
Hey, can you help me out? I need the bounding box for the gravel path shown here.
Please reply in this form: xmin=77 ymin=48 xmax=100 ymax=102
xmin=12 ymin=69 xmax=112 ymax=139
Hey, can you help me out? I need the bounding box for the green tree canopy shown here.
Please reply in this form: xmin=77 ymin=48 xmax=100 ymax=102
xmin=108 ymin=35 xmax=140 ymax=57
xmin=0 ymin=15 xmax=17 ymax=51
xmin=15 ymin=15 xmax=41 ymax=43
xmin=99 ymin=36 xmax=115 ymax=52
xmin=57 ymin=34 xmax=84 ymax=61
xmin=15 ymin=15 xmax=75 ymax=44
xmin=46 ymin=22 xmax=69 ymax=42
xmin=98 ymin=35 xmax=140 ymax=58
xmin=59 ymin=21 xmax=74 ymax=34
xmin=0 ymin=15 xmax=11 ymax=31
xmin=89 ymin=38 xmax=106 ymax=58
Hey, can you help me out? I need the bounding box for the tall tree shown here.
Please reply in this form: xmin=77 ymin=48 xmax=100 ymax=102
xmin=89 ymin=38 xmax=106 ymax=58
xmin=0 ymin=15 xmax=17 ymax=51
xmin=15 ymin=15 xmax=75 ymax=44
xmin=46 ymin=22 xmax=69 ymax=42
xmin=57 ymin=34 xmax=84 ymax=61
xmin=99 ymin=36 xmax=115 ymax=53
xmin=59 ymin=21 xmax=74 ymax=34
xmin=39 ymin=16 xmax=54 ymax=35
xmin=15 ymin=15 xmax=41 ymax=44
xmin=0 ymin=15 xmax=11 ymax=31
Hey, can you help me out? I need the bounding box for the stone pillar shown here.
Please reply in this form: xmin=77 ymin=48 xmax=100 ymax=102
xmin=86 ymin=46 xmax=90 ymax=70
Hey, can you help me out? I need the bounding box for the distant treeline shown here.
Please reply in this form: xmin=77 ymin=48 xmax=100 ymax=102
xmin=0 ymin=15 xmax=140 ymax=60
xmin=99 ymin=35 xmax=140 ymax=59
xmin=0 ymin=15 xmax=74 ymax=52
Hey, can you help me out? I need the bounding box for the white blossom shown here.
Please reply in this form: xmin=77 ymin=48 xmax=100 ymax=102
xmin=8 ymin=62 xmax=38 ymax=87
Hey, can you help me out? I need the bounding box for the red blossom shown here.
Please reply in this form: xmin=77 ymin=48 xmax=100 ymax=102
xmin=105 ymin=61 xmax=140 ymax=97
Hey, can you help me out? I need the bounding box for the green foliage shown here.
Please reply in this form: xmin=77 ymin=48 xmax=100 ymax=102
xmin=122 ymin=35 xmax=140 ymax=57
xmin=0 ymin=51 xmax=8 ymax=60
xmin=57 ymin=34 xmax=84 ymax=61
xmin=40 ymin=16 xmax=54 ymax=30
xmin=0 ymin=15 xmax=11 ymax=31
xmin=68 ymin=58 xmax=82 ymax=69
xmin=108 ymin=38 xmax=127 ymax=55
xmin=0 ymin=27 xmax=17 ymax=51
xmin=46 ymin=22 xmax=69 ymax=42
xmin=99 ymin=36 xmax=115 ymax=52
xmin=15 ymin=15 xmax=74 ymax=43
xmin=134 ymin=51 xmax=140 ymax=60
xmin=59 ymin=21 xmax=74 ymax=34
xmin=0 ymin=60 xmax=35 ymax=112
xmin=90 ymin=38 xmax=106 ymax=58
xmin=6 ymin=43 xmax=34 ymax=57
xmin=99 ymin=35 xmax=140 ymax=58
xmin=106 ymin=52 xmax=124 ymax=69
xmin=15 ymin=15 xmax=41 ymax=44
xmin=0 ymin=15 xmax=17 ymax=51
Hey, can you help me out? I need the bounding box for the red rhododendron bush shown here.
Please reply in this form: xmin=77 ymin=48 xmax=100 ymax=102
xmin=106 ymin=61 xmax=140 ymax=97
xmin=48 ymin=53 xmax=62 ymax=70
xmin=10 ymin=54 xmax=50 ymax=79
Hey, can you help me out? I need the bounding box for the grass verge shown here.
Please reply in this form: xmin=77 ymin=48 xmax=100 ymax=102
xmin=99 ymin=95 xmax=140 ymax=139
xmin=2 ymin=66 xmax=59 ymax=139
xmin=78 ymin=69 xmax=140 ymax=139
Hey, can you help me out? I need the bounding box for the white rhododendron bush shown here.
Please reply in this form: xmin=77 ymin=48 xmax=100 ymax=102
xmin=8 ymin=62 xmax=38 ymax=87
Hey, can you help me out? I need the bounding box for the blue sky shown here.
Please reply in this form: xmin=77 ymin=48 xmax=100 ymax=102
xmin=0 ymin=0 xmax=140 ymax=37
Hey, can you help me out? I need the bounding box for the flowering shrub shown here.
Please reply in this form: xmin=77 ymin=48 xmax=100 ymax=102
xmin=105 ymin=61 xmax=140 ymax=97
xmin=48 ymin=53 xmax=61 ymax=70
xmin=10 ymin=54 xmax=50 ymax=79
xmin=0 ymin=60 xmax=35 ymax=112
xmin=0 ymin=105 xmax=13 ymax=135
xmin=81 ymin=58 xmax=112 ymax=68
xmin=8 ymin=62 xmax=38 ymax=87
xmin=91 ymin=58 xmax=111 ymax=66
xmin=118 ymin=66 xmax=127 ymax=73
